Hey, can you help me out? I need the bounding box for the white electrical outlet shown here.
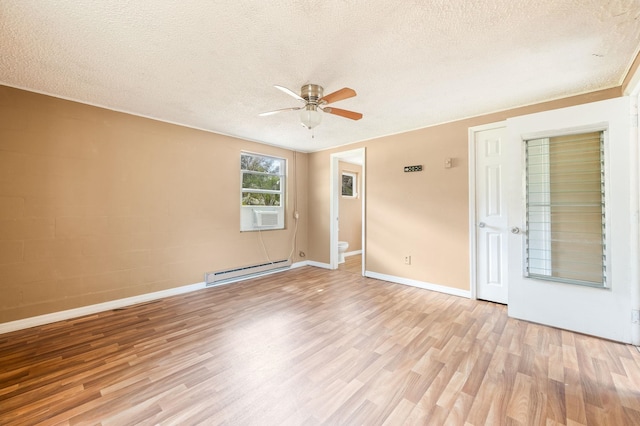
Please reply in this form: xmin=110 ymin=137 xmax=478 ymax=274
xmin=632 ymin=309 xmax=640 ymax=324
xmin=404 ymin=256 xmax=411 ymax=265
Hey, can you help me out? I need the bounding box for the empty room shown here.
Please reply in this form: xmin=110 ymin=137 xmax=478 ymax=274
xmin=1 ymin=1 xmax=640 ymax=424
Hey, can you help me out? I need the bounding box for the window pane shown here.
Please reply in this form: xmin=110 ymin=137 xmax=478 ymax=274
xmin=525 ymin=132 xmax=605 ymax=287
xmin=342 ymin=173 xmax=354 ymax=196
xmin=242 ymin=172 xmax=281 ymax=191
xmin=242 ymin=192 xmax=281 ymax=206
xmin=241 ymin=154 xmax=281 ymax=174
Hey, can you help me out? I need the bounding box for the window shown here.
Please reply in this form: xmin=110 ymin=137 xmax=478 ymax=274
xmin=525 ymin=131 xmax=606 ymax=287
xmin=341 ymin=172 xmax=357 ymax=197
xmin=240 ymin=152 xmax=285 ymax=231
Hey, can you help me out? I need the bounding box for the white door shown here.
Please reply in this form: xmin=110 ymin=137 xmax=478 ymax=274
xmin=507 ymin=97 xmax=633 ymax=343
xmin=474 ymin=126 xmax=509 ymax=304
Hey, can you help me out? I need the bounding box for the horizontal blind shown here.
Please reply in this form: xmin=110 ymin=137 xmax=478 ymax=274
xmin=525 ymin=131 xmax=606 ymax=287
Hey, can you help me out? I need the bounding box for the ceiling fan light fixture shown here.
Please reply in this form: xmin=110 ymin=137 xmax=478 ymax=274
xmin=300 ymin=104 xmax=322 ymax=129
xmin=260 ymin=83 xmax=361 ymax=130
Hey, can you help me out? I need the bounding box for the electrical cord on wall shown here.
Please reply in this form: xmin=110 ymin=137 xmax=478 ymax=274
xmin=258 ymin=228 xmax=273 ymax=264
xmin=255 ymin=151 xmax=300 ymax=265
xmin=287 ymin=212 xmax=299 ymax=261
xmin=288 ymin=151 xmax=299 ymax=262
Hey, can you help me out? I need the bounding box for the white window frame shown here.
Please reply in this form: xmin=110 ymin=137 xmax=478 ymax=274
xmin=240 ymin=152 xmax=285 ymax=232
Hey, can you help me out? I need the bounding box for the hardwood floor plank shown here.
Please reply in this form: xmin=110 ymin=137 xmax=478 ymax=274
xmin=404 ymin=357 xmax=444 ymax=403
xmin=548 ymin=343 xmax=565 ymax=383
xmin=1 ymin=265 xmax=639 ymax=425
xmin=381 ymin=397 xmax=415 ymax=425
xmin=340 ymin=398 xmax=377 ymax=425
xmin=444 ymin=391 xmax=474 ymax=425
xmin=424 ymin=402 xmax=452 ymax=426
xmin=564 ymin=367 xmax=588 ymax=425
xmin=313 ymin=378 xmax=364 ymax=422
xmin=506 ymin=372 xmax=533 ymax=424
xmin=460 ymin=349 xmax=493 ymax=397
xmin=321 ymin=382 xmax=372 ymax=424
xmin=464 ymin=356 xmax=503 ymax=425
xmin=545 ymin=378 xmax=567 ymax=424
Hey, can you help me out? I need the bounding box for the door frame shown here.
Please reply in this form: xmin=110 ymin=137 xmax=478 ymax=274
xmin=468 ymin=121 xmax=507 ymax=301
xmin=623 ymin=76 xmax=640 ymax=346
xmin=330 ymin=147 xmax=366 ymax=273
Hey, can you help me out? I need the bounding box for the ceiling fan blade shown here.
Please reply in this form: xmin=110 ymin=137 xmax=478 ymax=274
xmin=322 ymin=107 xmax=363 ymax=121
xmin=274 ymin=85 xmax=305 ymax=102
xmin=258 ymin=107 xmax=302 ymax=116
xmin=319 ymin=87 xmax=357 ymax=105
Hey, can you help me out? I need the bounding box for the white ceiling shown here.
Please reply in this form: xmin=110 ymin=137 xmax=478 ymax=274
xmin=2 ymin=1 xmax=639 ymax=153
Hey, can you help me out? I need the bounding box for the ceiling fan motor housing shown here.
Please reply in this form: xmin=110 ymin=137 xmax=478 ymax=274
xmin=301 ymin=84 xmax=323 ymax=104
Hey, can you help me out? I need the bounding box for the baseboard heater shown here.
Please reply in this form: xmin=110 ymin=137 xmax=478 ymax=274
xmin=205 ymin=259 xmax=291 ymax=286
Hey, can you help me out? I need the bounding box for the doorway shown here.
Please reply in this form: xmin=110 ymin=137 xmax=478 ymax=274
xmin=469 ymin=123 xmax=510 ymax=304
xmin=330 ymin=148 xmax=365 ymax=273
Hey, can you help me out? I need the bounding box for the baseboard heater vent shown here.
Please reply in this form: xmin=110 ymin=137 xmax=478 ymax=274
xmin=205 ymin=259 xmax=291 ymax=286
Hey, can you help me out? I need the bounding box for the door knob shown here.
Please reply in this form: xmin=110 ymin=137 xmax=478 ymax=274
xmin=478 ymin=222 xmax=486 ymax=228
xmin=511 ymin=227 xmax=521 ymax=234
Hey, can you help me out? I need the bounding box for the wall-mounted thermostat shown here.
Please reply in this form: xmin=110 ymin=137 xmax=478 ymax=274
xmin=404 ymin=165 xmax=422 ymax=172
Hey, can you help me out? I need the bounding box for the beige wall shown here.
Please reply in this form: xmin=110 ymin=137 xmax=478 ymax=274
xmin=0 ymin=86 xmax=308 ymax=323
xmin=0 ymin=83 xmax=622 ymax=323
xmin=338 ymin=162 xmax=362 ymax=252
xmin=307 ymin=88 xmax=620 ymax=290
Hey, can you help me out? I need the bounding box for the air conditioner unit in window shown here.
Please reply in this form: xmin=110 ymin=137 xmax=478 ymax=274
xmin=254 ymin=210 xmax=279 ymax=228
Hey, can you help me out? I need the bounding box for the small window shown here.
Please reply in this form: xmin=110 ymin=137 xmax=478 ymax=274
xmin=240 ymin=153 xmax=285 ymax=231
xmin=525 ymin=131 xmax=606 ymax=287
xmin=342 ymin=172 xmax=357 ymax=197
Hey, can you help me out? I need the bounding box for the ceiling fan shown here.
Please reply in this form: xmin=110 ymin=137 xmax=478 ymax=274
xmin=259 ymin=84 xmax=363 ymax=130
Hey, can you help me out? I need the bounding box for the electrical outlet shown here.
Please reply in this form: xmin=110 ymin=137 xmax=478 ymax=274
xmin=632 ymin=309 xmax=640 ymax=324
xmin=404 ymin=256 xmax=411 ymax=265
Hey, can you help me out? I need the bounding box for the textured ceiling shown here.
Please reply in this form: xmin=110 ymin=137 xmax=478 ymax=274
xmin=1 ymin=1 xmax=639 ymax=152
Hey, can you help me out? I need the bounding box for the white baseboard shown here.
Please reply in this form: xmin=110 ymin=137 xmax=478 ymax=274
xmin=306 ymin=261 xmax=332 ymax=270
xmin=290 ymin=261 xmax=309 ymax=269
xmin=1 ymin=265 xmax=467 ymax=335
xmin=0 ymin=281 xmax=208 ymax=335
xmin=364 ymin=271 xmax=471 ymax=299
xmin=345 ymin=250 xmax=362 ymax=257
xmin=0 ymin=262 xmax=331 ymax=335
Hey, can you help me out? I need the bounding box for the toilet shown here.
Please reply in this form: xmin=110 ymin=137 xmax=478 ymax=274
xmin=338 ymin=241 xmax=349 ymax=264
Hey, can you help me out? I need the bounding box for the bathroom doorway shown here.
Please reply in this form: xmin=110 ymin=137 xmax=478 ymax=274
xmin=330 ymin=148 xmax=365 ymax=274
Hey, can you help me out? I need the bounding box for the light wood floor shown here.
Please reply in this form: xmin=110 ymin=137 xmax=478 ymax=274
xmin=338 ymin=253 xmax=362 ymax=275
xmin=1 ymin=266 xmax=639 ymax=425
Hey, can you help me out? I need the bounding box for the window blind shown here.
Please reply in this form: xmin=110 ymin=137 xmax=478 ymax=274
xmin=525 ymin=131 xmax=606 ymax=287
